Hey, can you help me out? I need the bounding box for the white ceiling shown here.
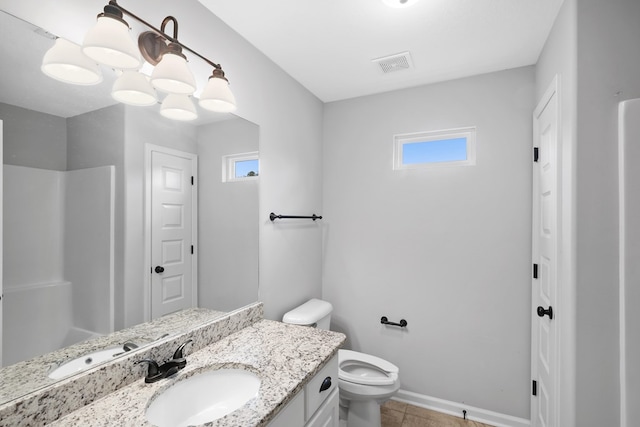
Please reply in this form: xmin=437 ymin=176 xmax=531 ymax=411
xmin=197 ymin=0 xmax=564 ymax=103
xmin=0 ymin=10 xmax=118 ymax=118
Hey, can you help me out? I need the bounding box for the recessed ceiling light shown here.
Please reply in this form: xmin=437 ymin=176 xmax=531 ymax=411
xmin=382 ymin=0 xmax=420 ymax=8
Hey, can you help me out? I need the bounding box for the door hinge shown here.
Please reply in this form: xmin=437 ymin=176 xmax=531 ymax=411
xmin=532 ymin=380 xmax=537 ymax=396
xmin=191 ymin=176 xmax=194 ymax=185
xmin=191 ymin=245 xmax=194 ymax=254
xmin=533 ymin=147 xmax=539 ymax=162
xmin=533 ymin=263 xmax=539 ymax=279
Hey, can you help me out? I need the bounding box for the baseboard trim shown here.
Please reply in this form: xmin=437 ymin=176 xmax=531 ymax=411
xmin=392 ymin=389 xmax=531 ymax=427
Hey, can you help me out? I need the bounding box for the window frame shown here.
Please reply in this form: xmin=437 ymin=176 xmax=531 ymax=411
xmin=222 ymin=151 xmax=259 ymax=182
xmin=392 ymin=127 xmax=477 ymax=170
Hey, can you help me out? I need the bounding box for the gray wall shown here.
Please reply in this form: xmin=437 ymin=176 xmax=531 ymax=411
xmin=0 ymin=102 xmax=67 ymax=170
xmin=197 ymin=118 xmax=259 ymax=312
xmin=575 ymin=0 xmax=640 ymax=425
xmin=322 ymin=66 xmax=535 ymax=418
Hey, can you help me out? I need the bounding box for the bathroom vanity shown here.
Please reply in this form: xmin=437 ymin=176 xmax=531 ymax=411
xmin=0 ymin=302 xmax=345 ymax=426
xmin=267 ymin=355 xmax=339 ymax=427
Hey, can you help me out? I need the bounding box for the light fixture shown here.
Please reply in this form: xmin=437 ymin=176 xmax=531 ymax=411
xmin=150 ymin=42 xmax=197 ymax=94
xmin=82 ymin=3 xmax=141 ymax=69
xmin=160 ymin=94 xmax=197 ymax=121
xmin=41 ymin=0 xmax=237 ymax=120
xmin=111 ymin=70 xmax=157 ymax=106
xmin=199 ymin=68 xmax=237 ymax=113
xmin=382 ymin=0 xmax=420 ymax=8
xmin=41 ymin=38 xmax=103 ymax=85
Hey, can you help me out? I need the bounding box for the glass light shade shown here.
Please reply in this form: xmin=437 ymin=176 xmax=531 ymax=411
xmin=382 ymin=0 xmax=420 ymax=7
xmin=112 ymin=71 xmax=157 ymax=106
xmin=41 ymin=38 xmax=103 ymax=85
xmin=160 ymin=94 xmax=197 ymax=121
xmin=151 ymin=53 xmax=197 ymax=94
xmin=199 ymin=76 xmax=237 ymax=113
xmin=82 ymin=16 xmax=141 ymax=69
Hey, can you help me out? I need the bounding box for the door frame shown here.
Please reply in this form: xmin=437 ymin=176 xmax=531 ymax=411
xmin=143 ymin=143 xmax=198 ymax=322
xmin=531 ymin=76 xmax=561 ymax=427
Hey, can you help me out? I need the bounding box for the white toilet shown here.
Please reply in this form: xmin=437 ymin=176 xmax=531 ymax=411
xmin=283 ymin=299 xmax=401 ymax=427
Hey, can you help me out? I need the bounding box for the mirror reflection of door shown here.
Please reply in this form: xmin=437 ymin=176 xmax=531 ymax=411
xmin=149 ymin=146 xmax=198 ymax=319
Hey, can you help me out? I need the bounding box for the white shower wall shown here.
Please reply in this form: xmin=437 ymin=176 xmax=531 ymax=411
xmin=619 ymin=98 xmax=640 ymax=426
xmin=64 ymin=166 xmax=115 ymax=335
xmin=2 ymin=165 xmax=114 ymax=365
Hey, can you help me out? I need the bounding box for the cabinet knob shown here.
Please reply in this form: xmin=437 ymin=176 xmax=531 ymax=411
xmin=319 ymin=376 xmax=332 ymax=392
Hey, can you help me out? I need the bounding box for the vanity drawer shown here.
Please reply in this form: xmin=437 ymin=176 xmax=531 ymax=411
xmin=305 ymin=355 xmax=338 ymax=421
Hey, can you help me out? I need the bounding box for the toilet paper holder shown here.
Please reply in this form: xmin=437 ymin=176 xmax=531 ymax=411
xmin=380 ymin=316 xmax=407 ymax=328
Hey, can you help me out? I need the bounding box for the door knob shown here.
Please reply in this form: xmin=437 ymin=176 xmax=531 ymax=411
xmin=154 ymin=266 xmax=165 ymax=274
xmin=537 ymin=306 xmax=553 ymax=320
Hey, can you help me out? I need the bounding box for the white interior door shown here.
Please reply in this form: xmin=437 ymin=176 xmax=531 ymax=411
xmin=531 ymin=79 xmax=560 ymax=427
xmin=149 ymin=147 xmax=197 ymax=319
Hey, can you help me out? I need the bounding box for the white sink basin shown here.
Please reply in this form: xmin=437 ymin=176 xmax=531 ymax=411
xmin=145 ymin=368 xmax=261 ymax=427
xmin=49 ymin=347 xmax=124 ymax=379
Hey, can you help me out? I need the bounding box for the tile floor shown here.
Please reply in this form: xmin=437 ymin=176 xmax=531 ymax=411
xmin=381 ymin=401 xmax=495 ymax=427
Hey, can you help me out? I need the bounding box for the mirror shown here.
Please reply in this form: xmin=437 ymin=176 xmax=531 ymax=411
xmin=0 ymin=9 xmax=259 ymax=404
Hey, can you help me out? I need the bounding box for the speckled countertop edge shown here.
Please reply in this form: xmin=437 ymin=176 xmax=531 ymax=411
xmin=0 ymin=303 xmax=264 ymax=427
xmin=49 ymin=320 xmax=346 ymax=427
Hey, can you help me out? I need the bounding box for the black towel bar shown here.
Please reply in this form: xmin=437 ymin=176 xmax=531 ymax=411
xmin=270 ymin=212 xmax=322 ymax=221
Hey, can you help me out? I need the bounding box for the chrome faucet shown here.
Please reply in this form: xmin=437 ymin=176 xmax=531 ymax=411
xmin=136 ymin=339 xmax=194 ymax=383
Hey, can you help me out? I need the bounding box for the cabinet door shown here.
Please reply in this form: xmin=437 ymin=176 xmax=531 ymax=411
xmin=268 ymin=391 xmax=305 ymax=427
xmin=306 ymin=388 xmax=339 ymax=427
xmin=305 ymin=356 xmax=338 ymax=420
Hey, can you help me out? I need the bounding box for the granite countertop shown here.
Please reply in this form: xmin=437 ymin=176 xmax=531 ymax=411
xmin=50 ymin=319 xmax=346 ymax=427
xmin=0 ymin=308 xmax=225 ymax=404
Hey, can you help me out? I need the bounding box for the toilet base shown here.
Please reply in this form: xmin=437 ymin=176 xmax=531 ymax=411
xmin=343 ymin=399 xmax=382 ymax=427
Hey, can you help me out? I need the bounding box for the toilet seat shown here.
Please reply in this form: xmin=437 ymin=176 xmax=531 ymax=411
xmin=338 ymin=349 xmax=399 ymax=386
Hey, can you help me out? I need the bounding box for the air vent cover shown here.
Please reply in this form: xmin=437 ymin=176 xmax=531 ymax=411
xmin=33 ymin=27 xmax=56 ymax=40
xmin=372 ymin=51 xmax=413 ymax=74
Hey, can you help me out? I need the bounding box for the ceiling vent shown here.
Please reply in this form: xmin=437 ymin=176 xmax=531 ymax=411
xmin=372 ymin=51 xmax=413 ymax=74
xmin=33 ymin=27 xmax=56 ymax=40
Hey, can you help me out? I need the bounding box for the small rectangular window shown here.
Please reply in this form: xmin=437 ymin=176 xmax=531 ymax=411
xmin=223 ymin=152 xmax=259 ymax=182
xmin=393 ymin=127 xmax=476 ymax=170
xmin=234 ymin=159 xmax=259 ymax=178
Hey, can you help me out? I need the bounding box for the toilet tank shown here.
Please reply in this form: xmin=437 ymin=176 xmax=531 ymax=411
xmin=282 ymin=299 xmax=333 ymax=330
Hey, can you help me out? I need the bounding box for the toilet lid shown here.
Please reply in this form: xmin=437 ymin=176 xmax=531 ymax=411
xmin=338 ymin=349 xmax=399 ymax=386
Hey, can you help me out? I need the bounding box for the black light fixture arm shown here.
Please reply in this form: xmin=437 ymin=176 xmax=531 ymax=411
xmin=160 ymin=16 xmax=179 ymax=40
xmin=108 ymin=0 xmax=223 ymax=70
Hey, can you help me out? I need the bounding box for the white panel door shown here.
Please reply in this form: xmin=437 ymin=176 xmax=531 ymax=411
xmin=151 ymin=150 xmax=196 ymax=319
xmin=531 ymin=80 xmax=560 ymax=427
